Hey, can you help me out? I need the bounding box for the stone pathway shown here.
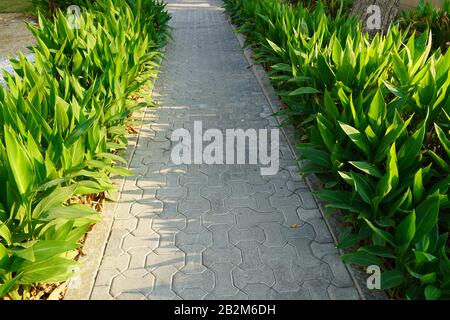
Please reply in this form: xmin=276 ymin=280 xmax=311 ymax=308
xmin=90 ymin=0 xmax=360 ymax=300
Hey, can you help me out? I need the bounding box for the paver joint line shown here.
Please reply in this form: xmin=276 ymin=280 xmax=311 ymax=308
xmin=90 ymin=0 xmax=361 ymax=300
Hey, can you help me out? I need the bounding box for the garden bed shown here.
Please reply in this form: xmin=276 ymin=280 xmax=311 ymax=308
xmin=0 ymin=0 xmax=171 ymax=300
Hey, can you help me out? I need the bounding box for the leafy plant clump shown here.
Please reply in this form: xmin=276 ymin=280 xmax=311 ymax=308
xmin=286 ymin=0 xmax=354 ymax=18
xmin=0 ymin=0 xmax=170 ymax=299
xmin=224 ymin=0 xmax=450 ymax=300
xmin=398 ymin=0 xmax=450 ymax=52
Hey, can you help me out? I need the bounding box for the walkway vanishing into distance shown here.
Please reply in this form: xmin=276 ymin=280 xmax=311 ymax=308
xmin=90 ymin=0 xmax=361 ymax=300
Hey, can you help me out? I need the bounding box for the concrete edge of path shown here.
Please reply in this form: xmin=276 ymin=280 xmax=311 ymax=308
xmin=64 ymin=53 xmax=166 ymax=300
xmin=226 ymin=17 xmax=387 ymax=301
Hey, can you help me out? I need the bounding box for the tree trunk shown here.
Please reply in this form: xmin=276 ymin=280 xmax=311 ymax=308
xmin=351 ymin=0 xmax=400 ymax=36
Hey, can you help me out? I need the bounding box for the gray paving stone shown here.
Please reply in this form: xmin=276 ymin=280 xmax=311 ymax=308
xmin=146 ymin=250 xmax=185 ymax=271
xmin=100 ymin=254 xmax=130 ymax=272
xmin=327 ymin=286 xmax=360 ymax=300
xmin=232 ymin=266 xmax=275 ymax=289
xmin=228 ymin=226 xmax=265 ymax=245
xmin=149 ymin=266 xmax=180 ymax=299
xmin=172 ymin=270 xmax=215 ymax=294
xmin=178 ymin=199 xmax=211 ymax=215
xmin=235 ymin=241 xmax=265 ymax=269
xmin=203 ymin=246 xmax=242 ymax=267
xmin=175 ymin=230 xmax=212 ymax=248
xmin=209 ymin=263 xmax=240 ymax=296
xmin=242 ymin=283 xmax=278 ymax=300
xmin=267 ymin=287 xmax=311 ymax=300
xmin=122 ymin=233 xmax=159 ymax=251
xmin=180 ymin=244 xmax=207 ymax=274
xmin=110 ymin=272 xmax=154 ymax=297
xmin=322 ymin=254 xmax=355 ymax=288
xmin=90 ymin=285 xmax=113 ymax=300
xmin=303 ymin=279 xmax=331 ymax=300
xmin=234 ymin=208 xmax=284 ymax=228
xmin=259 ymin=222 xmax=288 ymax=247
xmin=202 ymin=212 xmax=236 ymax=227
xmin=91 ymin=0 xmax=358 ymax=300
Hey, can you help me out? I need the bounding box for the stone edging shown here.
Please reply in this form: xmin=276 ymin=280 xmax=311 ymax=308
xmin=64 ymin=52 xmax=166 ymax=300
xmin=226 ymin=17 xmax=387 ymax=300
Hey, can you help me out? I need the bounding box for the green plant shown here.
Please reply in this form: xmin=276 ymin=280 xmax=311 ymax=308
xmin=0 ymin=0 xmax=170 ymax=299
xmin=288 ymin=0 xmax=353 ymax=18
xmin=398 ymin=0 xmax=450 ymax=52
xmin=224 ymin=0 xmax=450 ymax=299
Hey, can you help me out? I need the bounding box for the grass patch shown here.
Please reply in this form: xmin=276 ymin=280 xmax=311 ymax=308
xmin=0 ymin=0 xmax=33 ymax=14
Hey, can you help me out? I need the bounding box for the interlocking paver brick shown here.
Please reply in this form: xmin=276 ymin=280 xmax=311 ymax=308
xmin=172 ymin=270 xmax=215 ymax=294
xmin=149 ymin=266 xmax=180 ymax=299
xmin=201 ymin=213 xmax=236 ymax=227
xmin=228 ymin=226 xmax=265 ymax=245
xmin=175 ymin=230 xmax=212 ymax=248
xmin=122 ymin=233 xmax=158 ymax=251
xmin=180 ymin=244 xmax=207 ymax=274
xmin=234 ymin=208 xmax=283 ymax=228
xmin=303 ymin=279 xmax=331 ymax=300
xmin=267 ymin=287 xmax=311 ymax=300
xmin=232 ymin=266 xmax=275 ymax=289
xmin=145 ymin=249 xmax=184 ymax=272
xmin=203 ymin=246 xmax=242 ymax=267
xmin=259 ymin=222 xmax=288 ymax=247
xmin=91 ymin=0 xmax=359 ymax=300
xmin=242 ymin=283 xmax=277 ymax=300
xmin=110 ymin=272 xmax=154 ymax=297
xmin=209 ymin=263 xmax=239 ymax=296
xmin=327 ymin=286 xmax=360 ymax=300
xmin=178 ymin=198 xmax=210 ymax=215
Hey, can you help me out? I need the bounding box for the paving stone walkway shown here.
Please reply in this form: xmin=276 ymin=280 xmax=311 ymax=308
xmin=90 ymin=0 xmax=361 ymax=300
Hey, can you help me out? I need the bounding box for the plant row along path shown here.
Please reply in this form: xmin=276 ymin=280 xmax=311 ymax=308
xmin=224 ymin=0 xmax=450 ymax=300
xmin=90 ymin=0 xmax=360 ymax=300
xmin=0 ymin=0 xmax=170 ymax=299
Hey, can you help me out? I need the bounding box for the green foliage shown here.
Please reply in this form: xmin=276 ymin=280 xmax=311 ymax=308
xmin=398 ymin=0 xmax=450 ymax=52
xmin=0 ymin=0 xmax=170 ymax=299
xmin=287 ymin=0 xmax=353 ymax=19
xmin=225 ymin=0 xmax=450 ymax=299
xmin=31 ymin=0 xmax=75 ymax=17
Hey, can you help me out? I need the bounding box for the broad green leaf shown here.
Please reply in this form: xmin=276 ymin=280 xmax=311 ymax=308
xmin=368 ymin=89 xmax=386 ymax=128
xmin=413 ymin=192 xmax=440 ymax=242
xmin=349 ymin=161 xmax=382 ymax=178
xmin=424 ymin=285 xmax=441 ymax=300
xmin=288 ymin=87 xmax=320 ymax=96
xmin=41 ymin=204 xmax=100 ymax=222
xmin=4 ymin=126 xmax=35 ymax=196
xmin=0 ymin=242 xmax=9 ymax=269
xmin=350 ymin=171 xmax=373 ymax=204
xmin=0 ymin=221 xmax=12 ymax=245
xmin=341 ymin=251 xmax=383 ymax=266
xmin=338 ymin=122 xmax=370 ymax=157
xmin=395 ymin=211 xmax=416 ymax=247
xmin=381 ymin=270 xmax=405 ymax=289
xmin=435 ymin=124 xmax=450 ymax=159
xmin=364 ymin=219 xmax=395 ymax=246
xmin=0 ymin=276 xmax=20 ymax=298
xmin=18 ymin=257 xmax=79 ymax=284
xmin=108 ymin=166 xmax=135 ymax=176
xmin=32 ymin=184 xmax=78 ymax=219
xmin=359 ymin=245 xmax=396 ymax=259
xmin=413 ymin=169 xmax=424 ymax=203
